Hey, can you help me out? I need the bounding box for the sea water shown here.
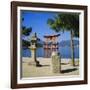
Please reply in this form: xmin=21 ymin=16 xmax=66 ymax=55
xmin=22 ymin=46 xmax=79 ymax=58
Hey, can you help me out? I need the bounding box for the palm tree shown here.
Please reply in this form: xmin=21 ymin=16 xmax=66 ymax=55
xmin=47 ymin=13 xmax=79 ymax=66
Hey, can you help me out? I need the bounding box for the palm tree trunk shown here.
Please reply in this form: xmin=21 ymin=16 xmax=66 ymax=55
xmin=70 ymin=30 xmax=75 ymax=66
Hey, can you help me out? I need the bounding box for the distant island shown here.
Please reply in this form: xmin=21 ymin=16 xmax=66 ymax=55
xmin=59 ymin=40 xmax=79 ymax=47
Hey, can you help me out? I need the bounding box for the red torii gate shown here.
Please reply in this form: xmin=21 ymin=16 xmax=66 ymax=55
xmin=43 ymin=34 xmax=60 ymax=58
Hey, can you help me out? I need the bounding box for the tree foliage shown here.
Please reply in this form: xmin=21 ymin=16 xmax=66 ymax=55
xmin=21 ymin=17 xmax=32 ymax=48
xmin=47 ymin=13 xmax=79 ymax=37
xmin=22 ymin=26 xmax=32 ymax=36
xmin=22 ymin=26 xmax=32 ymax=48
xmin=22 ymin=40 xmax=30 ymax=48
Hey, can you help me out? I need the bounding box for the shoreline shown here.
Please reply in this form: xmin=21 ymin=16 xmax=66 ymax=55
xmin=22 ymin=57 xmax=79 ymax=60
xmin=22 ymin=57 xmax=79 ymax=78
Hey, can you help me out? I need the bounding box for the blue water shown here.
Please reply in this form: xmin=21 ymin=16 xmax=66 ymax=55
xmin=22 ymin=46 xmax=79 ymax=58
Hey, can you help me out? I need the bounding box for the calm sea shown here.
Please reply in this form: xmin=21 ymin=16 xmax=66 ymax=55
xmin=22 ymin=46 xmax=79 ymax=58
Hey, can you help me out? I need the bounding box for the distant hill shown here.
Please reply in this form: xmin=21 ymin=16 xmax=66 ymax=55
xmin=59 ymin=40 xmax=79 ymax=47
xmin=37 ymin=39 xmax=79 ymax=47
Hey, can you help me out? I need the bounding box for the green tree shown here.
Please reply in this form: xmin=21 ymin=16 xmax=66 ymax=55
xmin=21 ymin=18 xmax=32 ymax=48
xmin=22 ymin=26 xmax=32 ymax=36
xmin=47 ymin=13 xmax=79 ymax=66
xmin=22 ymin=26 xmax=32 ymax=48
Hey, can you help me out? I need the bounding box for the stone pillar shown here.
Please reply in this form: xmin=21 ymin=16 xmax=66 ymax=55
xmin=51 ymin=51 xmax=61 ymax=73
xmin=30 ymin=45 xmax=37 ymax=65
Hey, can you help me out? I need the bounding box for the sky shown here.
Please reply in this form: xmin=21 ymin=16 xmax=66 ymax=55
xmin=21 ymin=10 xmax=75 ymax=42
